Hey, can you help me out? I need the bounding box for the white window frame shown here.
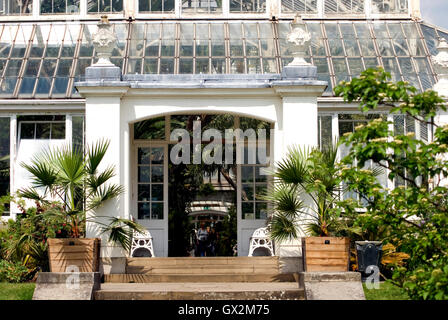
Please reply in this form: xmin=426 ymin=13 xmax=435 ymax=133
xmin=17 ymin=119 xmax=67 ymax=141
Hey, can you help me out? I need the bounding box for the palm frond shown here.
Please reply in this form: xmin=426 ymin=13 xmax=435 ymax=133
xmin=264 ymin=184 xmax=305 ymax=219
xmin=87 ymin=184 xmax=124 ymax=211
xmin=87 ymin=165 xmax=116 ymax=194
xmin=20 ymin=159 xmax=57 ymax=190
xmin=267 ymin=213 xmax=300 ymax=242
xmin=275 ymin=146 xmax=313 ymax=186
xmin=86 ymin=140 xmax=110 ymax=175
xmin=16 ymin=187 xmax=47 ymax=202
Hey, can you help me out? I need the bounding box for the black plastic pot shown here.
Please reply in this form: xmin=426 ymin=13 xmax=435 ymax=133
xmin=355 ymin=241 xmax=383 ymax=280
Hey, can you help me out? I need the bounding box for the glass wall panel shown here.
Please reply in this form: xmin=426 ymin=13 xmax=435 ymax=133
xmin=41 ymin=0 xmax=80 ymax=14
xmin=230 ymin=0 xmax=266 ymax=13
xmin=0 ymin=0 xmax=32 ymax=15
xmin=88 ymin=0 xmax=123 ymax=13
xmin=72 ymin=115 xmax=85 ymax=152
xmin=0 ymin=117 xmax=10 ymax=216
xmin=139 ymin=0 xmax=175 ymax=13
xmin=371 ymin=0 xmax=408 ymax=14
xmin=281 ymin=0 xmax=317 ymax=14
xmin=324 ymin=0 xmax=364 ymax=14
xmin=318 ymin=115 xmax=332 ymax=150
xmin=182 ymin=0 xmax=222 ymax=14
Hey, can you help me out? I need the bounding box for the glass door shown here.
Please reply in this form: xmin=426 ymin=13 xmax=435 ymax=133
xmin=134 ymin=144 xmax=168 ymax=257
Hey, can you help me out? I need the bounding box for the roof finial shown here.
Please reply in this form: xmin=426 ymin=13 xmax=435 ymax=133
xmin=286 ymin=14 xmax=312 ymax=67
xmin=91 ymin=16 xmax=118 ymax=67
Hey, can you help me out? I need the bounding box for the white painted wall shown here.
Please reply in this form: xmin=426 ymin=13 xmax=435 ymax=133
xmin=78 ymin=83 xmax=325 ymax=259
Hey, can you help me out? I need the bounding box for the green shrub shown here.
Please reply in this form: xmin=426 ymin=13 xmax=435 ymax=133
xmin=0 ymin=260 xmax=33 ymax=283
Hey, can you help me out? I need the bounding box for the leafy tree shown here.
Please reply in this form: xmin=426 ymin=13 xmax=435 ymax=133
xmin=335 ymin=67 xmax=448 ymax=300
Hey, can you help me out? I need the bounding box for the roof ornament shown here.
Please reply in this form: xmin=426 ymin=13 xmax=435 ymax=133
xmin=432 ymin=38 xmax=448 ymax=97
xmin=92 ymin=16 xmax=118 ymax=67
xmin=286 ymin=14 xmax=312 ymax=67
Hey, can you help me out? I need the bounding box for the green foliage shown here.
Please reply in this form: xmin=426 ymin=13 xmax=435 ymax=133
xmin=216 ymin=205 xmax=237 ymax=256
xmin=334 ymin=67 xmax=448 ymax=300
xmin=266 ymin=144 xmax=357 ymax=241
xmin=363 ymin=281 xmax=410 ymax=300
xmin=0 ymin=204 xmax=67 ymax=272
xmin=0 ymin=260 xmax=33 ymax=283
xmin=16 ymin=140 xmax=143 ymax=252
xmin=0 ymin=282 xmax=35 ymax=300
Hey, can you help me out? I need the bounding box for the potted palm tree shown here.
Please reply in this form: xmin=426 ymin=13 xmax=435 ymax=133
xmin=17 ymin=140 xmax=144 ymax=272
xmin=266 ymin=143 xmax=353 ymax=272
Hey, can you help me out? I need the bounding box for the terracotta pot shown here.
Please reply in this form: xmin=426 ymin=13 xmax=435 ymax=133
xmin=302 ymin=237 xmax=350 ymax=272
xmin=47 ymin=238 xmax=101 ymax=272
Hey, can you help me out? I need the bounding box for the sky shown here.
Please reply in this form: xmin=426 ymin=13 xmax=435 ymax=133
xmin=421 ymin=0 xmax=448 ymax=30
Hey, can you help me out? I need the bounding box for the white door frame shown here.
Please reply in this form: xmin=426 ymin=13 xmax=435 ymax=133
xmin=132 ymin=142 xmax=169 ymax=257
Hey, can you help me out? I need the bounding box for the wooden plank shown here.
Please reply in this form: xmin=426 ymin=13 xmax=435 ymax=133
xmin=306 ymin=258 xmax=349 ymax=265
xmin=306 ymin=251 xmax=349 ymax=259
xmin=49 ymin=252 xmax=96 ymax=259
xmin=304 ymin=244 xmax=349 ymax=251
xmin=305 ymin=237 xmax=350 ymax=245
xmin=49 ymin=246 xmax=95 ymax=253
xmin=48 ymin=238 xmax=100 ymax=246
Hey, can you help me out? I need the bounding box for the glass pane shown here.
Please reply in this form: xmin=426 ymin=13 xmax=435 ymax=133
xmin=52 ymin=77 xmax=69 ymax=96
xmin=179 ymin=58 xmax=193 ymax=74
xmin=151 ymin=203 xmax=163 ymax=219
xmin=138 ymin=185 xmax=150 ymax=201
xmin=19 ymin=78 xmax=36 ymax=95
xmin=138 ymin=166 xmax=151 ymax=183
xmin=35 ymin=123 xmax=51 ymax=139
xmin=72 ymin=116 xmax=84 ymax=152
xmin=138 ymin=203 xmax=150 ymax=219
xmin=255 ymin=202 xmax=267 ymax=219
xmin=138 ymin=148 xmax=151 ymax=164
xmin=255 ymin=185 xmax=267 ymax=200
xmin=242 ymin=202 xmax=254 ymax=219
xmin=151 ymin=184 xmax=163 ymax=201
xmin=35 ymin=78 xmax=52 ymax=95
xmin=151 ymin=165 xmax=163 ymax=182
xmin=241 ymin=166 xmax=253 ymax=182
xmin=151 ymin=148 xmax=164 ymax=164
xmin=160 ymin=58 xmax=174 ymax=74
xmin=242 ymin=184 xmax=253 ymax=201
xmin=20 ymin=123 xmax=35 ymax=139
xmin=52 ymin=123 xmax=65 ymax=139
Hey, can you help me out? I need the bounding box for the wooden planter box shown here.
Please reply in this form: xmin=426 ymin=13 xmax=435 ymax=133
xmin=302 ymin=237 xmax=350 ymax=272
xmin=47 ymin=238 xmax=101 ymax=272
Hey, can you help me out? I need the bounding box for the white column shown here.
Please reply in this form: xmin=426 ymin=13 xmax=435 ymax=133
xmin=273 ymin=87 xmax=323 ymax=161
xmin=82 ymin=87 xmax=129 ymax=260
xmin=273 ymin=85 xmax=325 ymax=258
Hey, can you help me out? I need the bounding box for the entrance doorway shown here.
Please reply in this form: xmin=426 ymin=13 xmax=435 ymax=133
xmin=132 ymin=114 xmax=272 ymax=257
xmin=168 ymin=160 xmax=237 ymax=257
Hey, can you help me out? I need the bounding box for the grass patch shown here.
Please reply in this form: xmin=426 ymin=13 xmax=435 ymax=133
xmin=0 ymin=282 xmax=35 ymax=300
xmin=363 ymin=281 xmax=409 ymax=300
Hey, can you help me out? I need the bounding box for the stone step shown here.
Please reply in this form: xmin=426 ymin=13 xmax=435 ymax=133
xmin=126 ymin=257 xmax=279 ymax=266
xmin=94 ymin=282 xmax=305 ymax=300
xmin=104 ymin=273 xmax=299 ymax=283
xmin=126 ymin=266 xmax=279 ymax=274
xmin=126 ymin=257 xmax=280 ymax=275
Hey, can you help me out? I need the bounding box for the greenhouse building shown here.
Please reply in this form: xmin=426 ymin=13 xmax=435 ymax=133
xmin=0 ymin=0 xmax=447 ymax=272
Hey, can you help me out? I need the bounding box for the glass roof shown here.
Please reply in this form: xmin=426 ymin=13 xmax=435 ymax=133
xmin=0 ymin=19 xmax=442 ymax=99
